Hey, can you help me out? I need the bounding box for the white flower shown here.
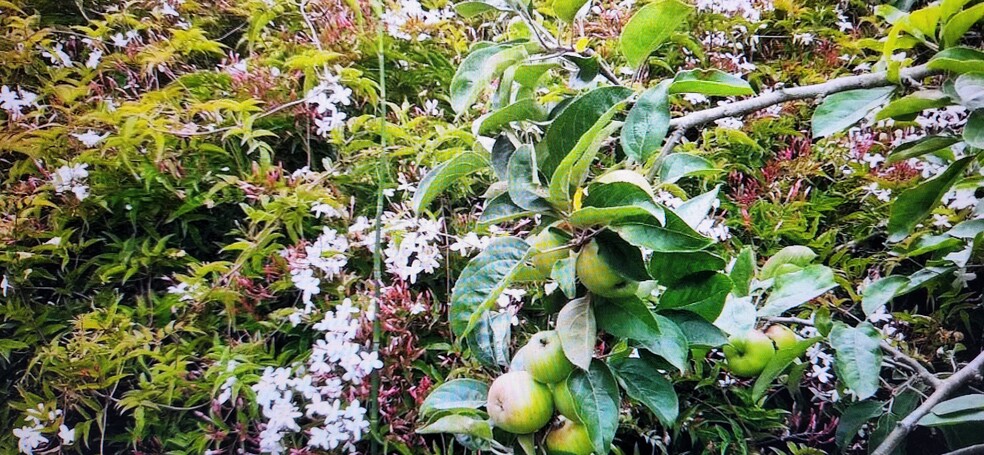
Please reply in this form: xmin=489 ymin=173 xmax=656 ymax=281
xmin=932 ymin=213 xmax=952 ymax=228
xmin=1 ymin=275 xmax=10 ymax=297
xmin=42 ymin=43 xmax=72 ymax=67
xmin=58 ymin=424 xmax=75 ymax=445
xmin=71 ymin=130 xmax=109 ymax=147
xmin=14 ymin=424 xmax=47 ymax=454
xmin=85 ymin=49 xmax=103 ymax=69
xmin=311 ymin=203 xmax=343 ymax=219
xmin=864 ymin=182 xmax=891 ymax=203
xmin=409 ymin=301 xmax=427 ymax=314
xmin=422 ymin=99 xmax=443 ymax=117
xmin=51 ymin=163 xmax=90 ymax=201
xmin=714 ymin=117 xmax=744 ymax=129
xmin=868 ymin=306 xmax=893 ymax=323
xmin=793 ymin=33 xmax=815 ymax=45
xmin=811 ymin=363 xmax=834 ymax=383
xmin=683 ymin=93 xmax=709 ymax=105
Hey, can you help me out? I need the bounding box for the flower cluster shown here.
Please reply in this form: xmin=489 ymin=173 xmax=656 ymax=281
xmin=349 ymin=205 xmax=444 ymax=285
xmin=49 ymin=163 xmax=91 ymax=201
xmin=0 ymin=86 xmax=38 ymax=116
xmin=13 ymin=404 xmax=75 ymax=454
xmin=307 ymin=72 xmax=353 ymax=136
xmin=380 ymin=0 xmax=454 ymax=41
xmin=283 ymin=222 xmax=351 ymax=324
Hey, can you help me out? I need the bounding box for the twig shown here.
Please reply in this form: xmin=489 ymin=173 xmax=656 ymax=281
xmin=881 ymin=340 xmax=943 ymax=388
xmin=645 ymin=129 xmax=685 ymax=181
xmin=871 ymin=350 xmax=984 ymax=455
xmin=943 ymin=444 xmax=984 ymax=455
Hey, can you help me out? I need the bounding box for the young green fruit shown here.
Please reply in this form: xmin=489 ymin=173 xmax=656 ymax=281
xmin=576 ymin=239 xmax=638 ymax=298
xmin=487 ymin=371 xmax=554 ymax=434
xmin=722 ymin=330 xmax=776 ymax=378
xmin=765 ymin=325 xmax=799 ymax=351
xmin=552 ymin=378 xmax=579 ymax=422
xmin=528 ymin=227 xmax=570 ymax=279
xmin=546 ymin=417 xmax=594 ymax=455
xmin=514 ymin=330 xmax=575 ymax=384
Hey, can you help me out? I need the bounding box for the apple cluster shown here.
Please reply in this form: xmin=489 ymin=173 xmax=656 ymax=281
xmin=487 ymin=331 xmax=594 ymax=455
xmin=723 ymin=325 xmax=799 ymax=377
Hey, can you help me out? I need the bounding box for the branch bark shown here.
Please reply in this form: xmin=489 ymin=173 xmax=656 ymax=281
xmin=871 ymin=350 xmax=984 ymax=455
xmin=881 ymin=340 xmax=944 ymax=388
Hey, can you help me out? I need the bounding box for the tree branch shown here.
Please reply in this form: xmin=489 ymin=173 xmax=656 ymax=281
xmin=871 ymin=350 xmax=984 ymax=455
xmin=881 ymin=340 xmax=944 ymax=388
xmin=667 ymin=64 xmax=936 ymax=131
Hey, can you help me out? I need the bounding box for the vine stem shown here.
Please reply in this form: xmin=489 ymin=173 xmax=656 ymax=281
xmin=369 ymin=0 xmax=388 ymax=453
xmin=871 ymin=350 xmax=984 ymax=455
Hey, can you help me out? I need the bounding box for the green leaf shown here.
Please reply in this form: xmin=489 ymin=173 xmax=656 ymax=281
xmin=557 ymin=296 xmax=597 ymax=370
xmin=759 ymin=245 xmax=817 ymax=280
xmin=620 ymin=0 xmax=693 ymax=67
xmin=613 ymin=355 xmax=679 ymax=427
xmin=942 ymin=3 xmax=984 ymax=48
xmin=621 ymin=81 xmax=671 ymax=164
xmin=887 ymin=156 xmax=974 ymax=242
xmin=811 ymin=87 xmax=895 ymax=138
xmin=507 ymin=144 xmax=553 ymax=212
xmin=417 ymin=414 xmax=494 ymax=440
xmin=758 ymin=265 xmax=838 ymax=317
xmin=648 ymin=250 xmax=726 ymax=286
xmin=568 ymin=360 xmax=621 ymax=454
xmin=551 ymin=256 xmax=578 ymax=298
xmin=658 ymin=153 xmax=719 ymax=184
xmin=610 ymin=221 xmax=714 ymax=253
xmin=669 ymin=69 xmax=754 ymax=97
xmin=478 ymin=192 xmax=532 ymax=225
xmin=450 ymin=44 xmax=527 ymax=114
xmin=554 ymin=0 xmax=589 ymax=23
xmin=829 ymin=322 xmax=884 ymax=400
xmin=964 ymin=109 xmax=984 ymax=149
xmin=450 ymin=237 xmax=531 ymax=337
xmin=575 ymin=181 xmax=664 ymax=225
xmin=886 ymin=135 xmax=961 ymax=164
xmin=751 ymin=337 xmax=821 ymax=402
xmin=861 ymin=275 xmax=910 ymax=317
xmin=663 ymin=310 xmax=728 ymax=348
xmin=454 ymin=0 xmax=513 ymax=18
xmin=548 ymin=108 xmax=626 ymax=207
xmin=730 ymin=247 xmax=756 ymax=297
xmin=592 ymin=230 xmax=652 ymax=282
xmin=931 ymin=394 xmax=984 ymax=416
xmin=468 ymin=311 xmax=512 ymax=368
xmin=420 ymin=379 xmax=490 ymax=417
xmin=949 ymin=219 xmax=984 ymax=238
xmin=474 ymin=99 xmax=548 ymax=136
xmin=875 ymin=90 xmax=952 ymax=120
xmin=658 ymin=271 xmax=732 ymax=321
xmin=673 ymin=185 xmax=722 ymax=230
xmin=412 ymin=151 xmax=490 ymax=213
xmin=928 ymin=47 xmax=984 ymax=74
xmin=596 ymin=297 xmax=689 ymax=371
xmin=954 ymin=73 xmax=984 ymax=110
xmin=542 ymin=86 xmax=634 ymax=177
xmin=836 ymin=401 xmax=885 ymax=448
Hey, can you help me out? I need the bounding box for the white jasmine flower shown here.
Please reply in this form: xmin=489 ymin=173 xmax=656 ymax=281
xmin=58 ymin=424 xmax=75 ymax=445
xmin=71 ymin=130 xmax=109 ymax=147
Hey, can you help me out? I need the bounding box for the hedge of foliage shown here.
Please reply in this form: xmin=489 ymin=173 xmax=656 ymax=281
xmin=0 ymin=0 xmax=983 ymax=453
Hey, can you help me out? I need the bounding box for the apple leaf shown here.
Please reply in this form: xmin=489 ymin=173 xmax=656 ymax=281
xmin=568 ymin=360 xmax=621 ymax=454
xmin=551 ymin=256 xmax=578 ymax=299
xmin=829 ymin=322 xmax=884 ymax=400
xmin=673 ymin=185 xmax=722 ymax=230
xmin=548 ymin=107 xmax=625 ymax=207
xmin=861 ymin=275 xmax=910 ymax=317
xmin=450 ymin=237 xmax=531 ymax=337
xmin=759 ymin=245 xmax=816 ymax=280
xmin=928 ymin=47 xmax=984 ymax=74
xmin=662 ymin=310 xmax=728 ymax=348
xmin=412 ymin=151 xmax=489 ymax=213
xmin=613 ymin=354 xmax=679 ymax=427
xmin=875 ymin=90 xmax=952 ymax=120
xmin=886 ymin=135 xmax=961 ymax=164
xmin=570 ymin=182 xmax=665 ymax=227
xmin=942 ymin=3 xmax=984 ymax=48
xmin=467 ymin=311 xmax=512 ymax=368
xmin=450 ymin=44 xmax=527 ymax=114
xmin=758 ymin=265 xmax=837 ymax=317
xmin=478 ymin=192 xmax=533 ymax=226
xmin=420 ymin=379 xmax=490 ymax=417
xmin=887 ymin=156 xmax=973 ymax=242
xmin=647 ymin=250 xmax=726 ymax=286
xmin=474 ymin=98 xmax=548 ymax=136
xmin=811 ymin=86 xmax=895 ymax=138
xmin=595 ymin=297 xmax=689 ymax=371
xmin=556 ymin=296 xmax=597 ymax=370
xmin=836 ymin=401 xmax=885 ymax=448
xmin=620 ymin=81 xmax=671 ymax=165
xmin=729 ymin=246 xmax=756 ymax=297
xmin=610 ymin=221 xmax=713 ymax=253
xmin=751 ymin=337 xmax=821 ymax=402
xmin=542 ymin=86 xmax=633 ymax=177
xmin=507 ymin=144 xmax=553 ymax=212
xmin=619 ymin=0 xmax=693 ymax=67
xmin=964 ymin=109 xmax=984 ymax=149
xmin=657 ymin=271 xmax=732 ymax=322
xmin=658 ymin=152 xmax=719 ymax=184
xmin=453 ymin=0 xmax=513 ymax=17
xmin=417 ymin=414 xmax=494 ymax=440
xmin=669 ymin=69 xmax=754 ymax=96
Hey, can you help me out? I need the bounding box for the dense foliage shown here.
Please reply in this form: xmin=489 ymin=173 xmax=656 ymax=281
xmin=0 ymin=0 xmax=983 ymax=454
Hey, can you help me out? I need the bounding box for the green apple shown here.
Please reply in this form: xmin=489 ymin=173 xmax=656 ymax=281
xmin=722 ymin=330 xmax=776 ymax=378
xmin=765 ymin=325 xmax=799 ymax=351
xmin=552 ymin=378 xmax=579 ymax=422
xmin=546 ymin=417 xmax=594 ymax=455
xmin=487 ymin=371 xmax=554 ymax=434
xmin=596 ymin=169 xmax=655 ymax=197
xmin=576 ymin=239 xmax=638 ymax=298
xmin=528 ymin=226 xmax=571 ymax=279
xmin=514 ymin=331 xmax=575 ymax=384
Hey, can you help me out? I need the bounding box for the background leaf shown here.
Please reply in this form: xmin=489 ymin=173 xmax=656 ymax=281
xmin=450 ymin=237 xmax=531 ymax=337
xmin=556 ymin=296 xmax=597 ymax=370
xmin=811 ymin=87 xmax=895 ymax=138
xmin=829 ymin=322 xmax=884 ymax=400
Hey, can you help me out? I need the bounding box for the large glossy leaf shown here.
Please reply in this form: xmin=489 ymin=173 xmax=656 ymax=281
xmin=663 ymin=310 xmax=728 ymax=348
xmin=507 ymin=144 xmax=553 ymax=212
xmin=554 ymin=0 xmax=589 ymax=23
xmin=620 ymin=0 xmax=693 ymax=67
xmin=613 ymin=355 xmax=679 ymax=427
xmin=417 ymin=414 xmax=493 ymax=440
xmin=887 ymin=156 xmax=973 ymax=242
xmin=412 ymin=151 xmax=490 ymax=213
xmin=450 ymin=237 xmax=531 ymax=337
xmin=568 ymin=360 xmax=621 ymax=454
xmin=673 ymin=185 xmax=722 ymax=230
xmin=669 ymin=69 xmax=754 ymax=96
xmin=454 ymin=0 xmax=513 ymax=18
xmin=648 ymin=250 xmax=726 ymax=286
xmin=450 ymin=44 xmax=527 ymax=114
xmin=729 ymin=247 xmax=756 ymax=297
xmin=621 ymin=81 xmax=671 ymax=164
xmin=811 ymin=87 xmax=895 ymax=138
xmin=548 ymin=108 xmax=625 ymax=206
xmin=573 ymin=181 xmax=664 ymax=226
xmin=759 ymin=245 xmax=817 ymax=280
xmin=758 ymin=265 xmax=837 ymax=317
xmin=596 ymin=297 xmax=689 ymax=371
xmin=751 ymin=337 xmax=821 ymax=401
xmin=829 ymin=322 xmax=884 ymax=400
xmin=611 ymin=221 xmax=714 ymax=253
xmin=420 ymin=379 xmax=490 ymax=416
xmin=658 ymin=271 xmax=732 ymax=321
xmin=478 ymin=192 xmax=532 ymax=225
xmin=556 ymin=296 xmax=596 ymax=370
xmin=551 ymin=256 xmax=577 ymax=298
xmin=861 ymin=275 xmax=910 ymax=317
xmin=886 ymin=135 xmax=961 ymax=164
xmin=942 ymin=3 xmax=984 ymax=48
xmin=542 ymin=86 xmax=633 ymax=177
xmin=474 ymin=99 xmax=548 ymax=136
xmin=835 ymin=401 xmax=885 ymax=448
xmin=928 ymin=47 xmax=984 ymax=74
xmin=875 ymin=90 xmax=952 ymax=120
xmin=658 ymin=153 xmax=719 ymax=184
xmin=964 ymin=109 xmax=984 ymax=149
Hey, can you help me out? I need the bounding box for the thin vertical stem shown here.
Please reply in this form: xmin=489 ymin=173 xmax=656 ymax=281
xmin=369 ymin=1 xmax=388 ymax=453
